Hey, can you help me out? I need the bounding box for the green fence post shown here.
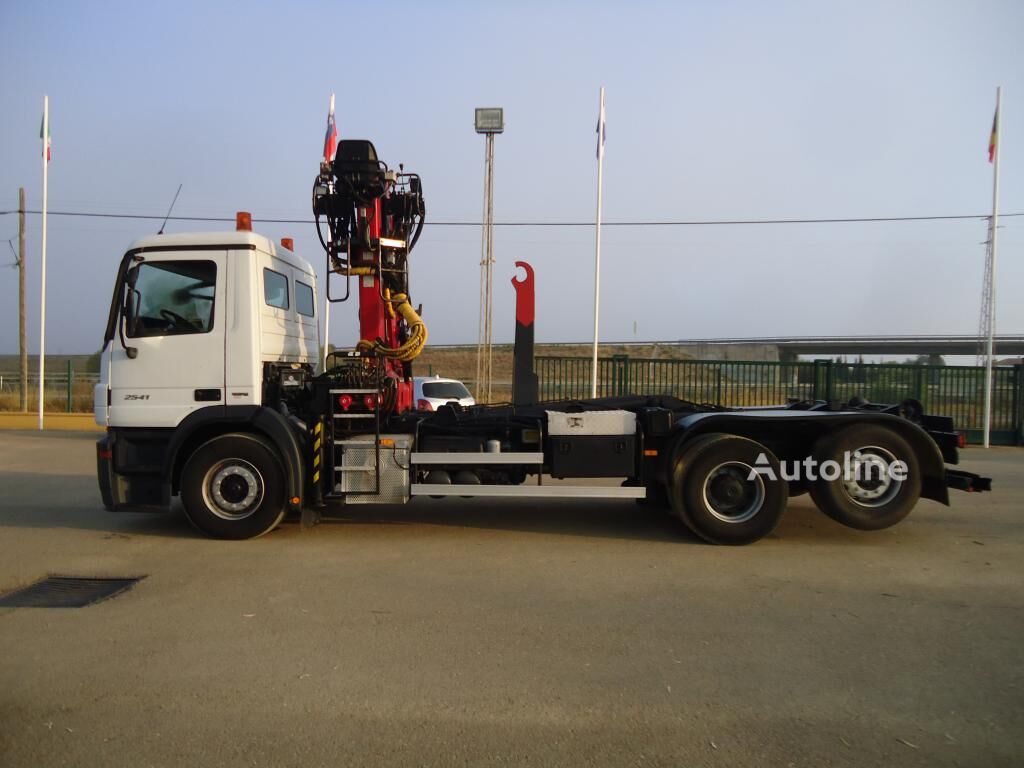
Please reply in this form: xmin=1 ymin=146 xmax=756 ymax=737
xmin=67 ymin=360 xmax=73 ymax=412
xmin=611 ymin=354 xmax=628 ymax=396
xmin=913 ymin=366 xmax=924 ymax=403
xmin=812 ymin=359 xmax=828 ymax=401
xmin=1015 ymin=364 xmax=1024 ymax=446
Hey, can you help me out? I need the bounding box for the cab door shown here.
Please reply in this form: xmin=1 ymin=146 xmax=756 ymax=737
xmin=108 ymin=252 xmax=226 ymax=428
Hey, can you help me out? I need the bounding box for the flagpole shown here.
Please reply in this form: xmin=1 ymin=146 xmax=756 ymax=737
xmin=590 ymin=87 xmax=605 ymax=399
xmin=983 ymin=86 xmax=1002 ymax=449
xmin=38 ymin=94 xmax=49 ymax=431
xmin=323 ymin=297 xmax=330 ymax=372
xmin=321 ymin=92 xmax=337 ymax=374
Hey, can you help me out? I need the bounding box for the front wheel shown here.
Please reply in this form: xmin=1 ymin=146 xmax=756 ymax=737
xmin=669 ymin=434 xmax=788 ymax=545
xmin=180 ymin=433 xmax=287 ymax=540
xmin=808 ymin=424 xmax=921 ymax=531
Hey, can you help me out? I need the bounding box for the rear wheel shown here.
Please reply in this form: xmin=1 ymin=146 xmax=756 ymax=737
xmin=808 ymin=424 xmax=921 ymax=531
xmin=669 ymin=434 xmax=788 ymax=545
xmin=181 ymin=433 xmax=286 ymax=540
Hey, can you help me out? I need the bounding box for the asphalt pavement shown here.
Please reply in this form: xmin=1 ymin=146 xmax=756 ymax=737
xmin=0 ymin=431 xmax=1021 ymax=767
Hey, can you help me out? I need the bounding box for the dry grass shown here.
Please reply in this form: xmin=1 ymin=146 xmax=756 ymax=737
xmin=0 ymin=355 xmax=98 ymax=413
xmin=0 ymin=385 xmax=94 ymax=414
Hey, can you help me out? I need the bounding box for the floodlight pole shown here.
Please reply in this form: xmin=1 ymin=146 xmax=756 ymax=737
xmin=484 ymin=132 xmax=495 ymax=403
xmin=476 ymin=134 xmax=496 ymax=402
xmin=475 ymin=108 xmax=502 ymax=403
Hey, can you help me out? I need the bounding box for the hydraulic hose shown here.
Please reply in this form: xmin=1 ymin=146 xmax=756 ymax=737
xmin=356 ymin=292 xmax=427 ymax=362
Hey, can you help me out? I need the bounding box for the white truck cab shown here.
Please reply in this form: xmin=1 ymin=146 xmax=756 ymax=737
xmin=96 ymin=228 xmax=319 ymax=429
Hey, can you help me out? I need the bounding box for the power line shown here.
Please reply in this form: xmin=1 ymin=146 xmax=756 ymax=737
xmin=0 ymin=208 xmax=1022 ymax=227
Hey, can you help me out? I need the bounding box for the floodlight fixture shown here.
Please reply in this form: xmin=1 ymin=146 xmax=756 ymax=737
xmin=475 ymin=108 xmax=504 ymax=134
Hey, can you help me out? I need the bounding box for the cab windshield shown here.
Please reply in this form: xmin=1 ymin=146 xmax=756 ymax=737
xmin=126 ymin=260 xmax=216 ymax=337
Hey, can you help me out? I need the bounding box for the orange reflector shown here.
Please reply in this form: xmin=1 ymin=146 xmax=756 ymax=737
xmin=380 ymin=438 xmax=395 ymax=447
xmin=98 ymin=448 xmax=112 ymax=460
xmin=280 ymin=237 xmax=294 ymax=251
xmin=290 ymin=496 xmax=300 ymax=505
xmin=643 ymin=449 xmax=658 ymax=457
xmin=236 ymin=211 xmax=252 ymax=231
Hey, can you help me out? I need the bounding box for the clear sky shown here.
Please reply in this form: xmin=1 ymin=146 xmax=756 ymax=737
xmin=0 ymin=0 xmax=1021 ymax=355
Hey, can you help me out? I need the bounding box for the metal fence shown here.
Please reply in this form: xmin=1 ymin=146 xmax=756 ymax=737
xmin=4 ymin=357 xmax=1020 ymax=444
xmin=537 ymin=356 xmax=1024 ymax=445
xmin=0 ymin=364 xmax=100 ymax=413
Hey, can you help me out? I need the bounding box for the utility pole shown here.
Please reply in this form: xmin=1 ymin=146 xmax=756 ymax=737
xmin=18 ymin=187 xmax=27 ymax=412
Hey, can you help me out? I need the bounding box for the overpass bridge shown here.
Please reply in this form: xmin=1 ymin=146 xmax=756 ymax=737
xmin=666 ymin=335 xmax=1024 ymax=357
xmin=427 ymin=335 xmax=1024 ymax=359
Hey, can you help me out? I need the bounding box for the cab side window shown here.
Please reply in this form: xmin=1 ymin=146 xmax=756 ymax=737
xmin=296 ymin=280 xmax=315 ymax=317
xmin=264 ymin=268 xmax=289 ymax=310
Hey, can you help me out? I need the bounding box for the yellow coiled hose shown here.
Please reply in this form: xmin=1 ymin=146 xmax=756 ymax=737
xmin=355 ymin=290 xmax=427 ymax=362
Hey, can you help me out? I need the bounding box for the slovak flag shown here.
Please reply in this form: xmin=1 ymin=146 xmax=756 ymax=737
xmin=323 ymin=93 xmax=338 ymax=164
xmin=40 ymin=112 xmax=51 ymax=162
xmin=988 ymin=103 xmax=999 ymax=164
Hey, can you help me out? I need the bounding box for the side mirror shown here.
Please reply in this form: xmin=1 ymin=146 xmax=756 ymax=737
xmin=121 ymin=268 xmax=139 ymax=359
xmin=123 ymin=289 xmax=138 ymax=334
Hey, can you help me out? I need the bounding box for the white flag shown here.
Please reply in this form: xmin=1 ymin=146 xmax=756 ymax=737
xmin=596 ymin=89 xmax=606 ymax=159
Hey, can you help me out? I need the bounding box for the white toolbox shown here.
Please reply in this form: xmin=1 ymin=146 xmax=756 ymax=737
xmin=545 ymin=410 xmax=637 ymax=436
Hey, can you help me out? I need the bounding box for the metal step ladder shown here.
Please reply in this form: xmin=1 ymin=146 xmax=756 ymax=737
xmin=326 ymin=388 xmax=381 ymax=499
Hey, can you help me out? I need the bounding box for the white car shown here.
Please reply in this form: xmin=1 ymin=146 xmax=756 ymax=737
xmin=413 ymin=376 xmax=475 ymax=410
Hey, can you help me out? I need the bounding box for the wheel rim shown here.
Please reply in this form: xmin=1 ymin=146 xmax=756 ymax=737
xmin=842 ymin=445 xmax=902 ymax=508
xmin=202 ymin=459 xmax=264 ymax=520
xmin=701 ymin=461 xmax=765 ymax=524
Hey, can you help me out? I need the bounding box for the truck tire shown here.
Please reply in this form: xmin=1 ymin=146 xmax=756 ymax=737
xmin=669 ymin=433 xmax=788 ymax=545
xmin=180 ymin=433 xmax=287 ymax=540
xmin=808 ymin=424 xmax=921 ymax=531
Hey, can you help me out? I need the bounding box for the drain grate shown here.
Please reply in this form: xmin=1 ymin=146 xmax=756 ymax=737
xmin=0 ymin=575 xmax=145 ymax=608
